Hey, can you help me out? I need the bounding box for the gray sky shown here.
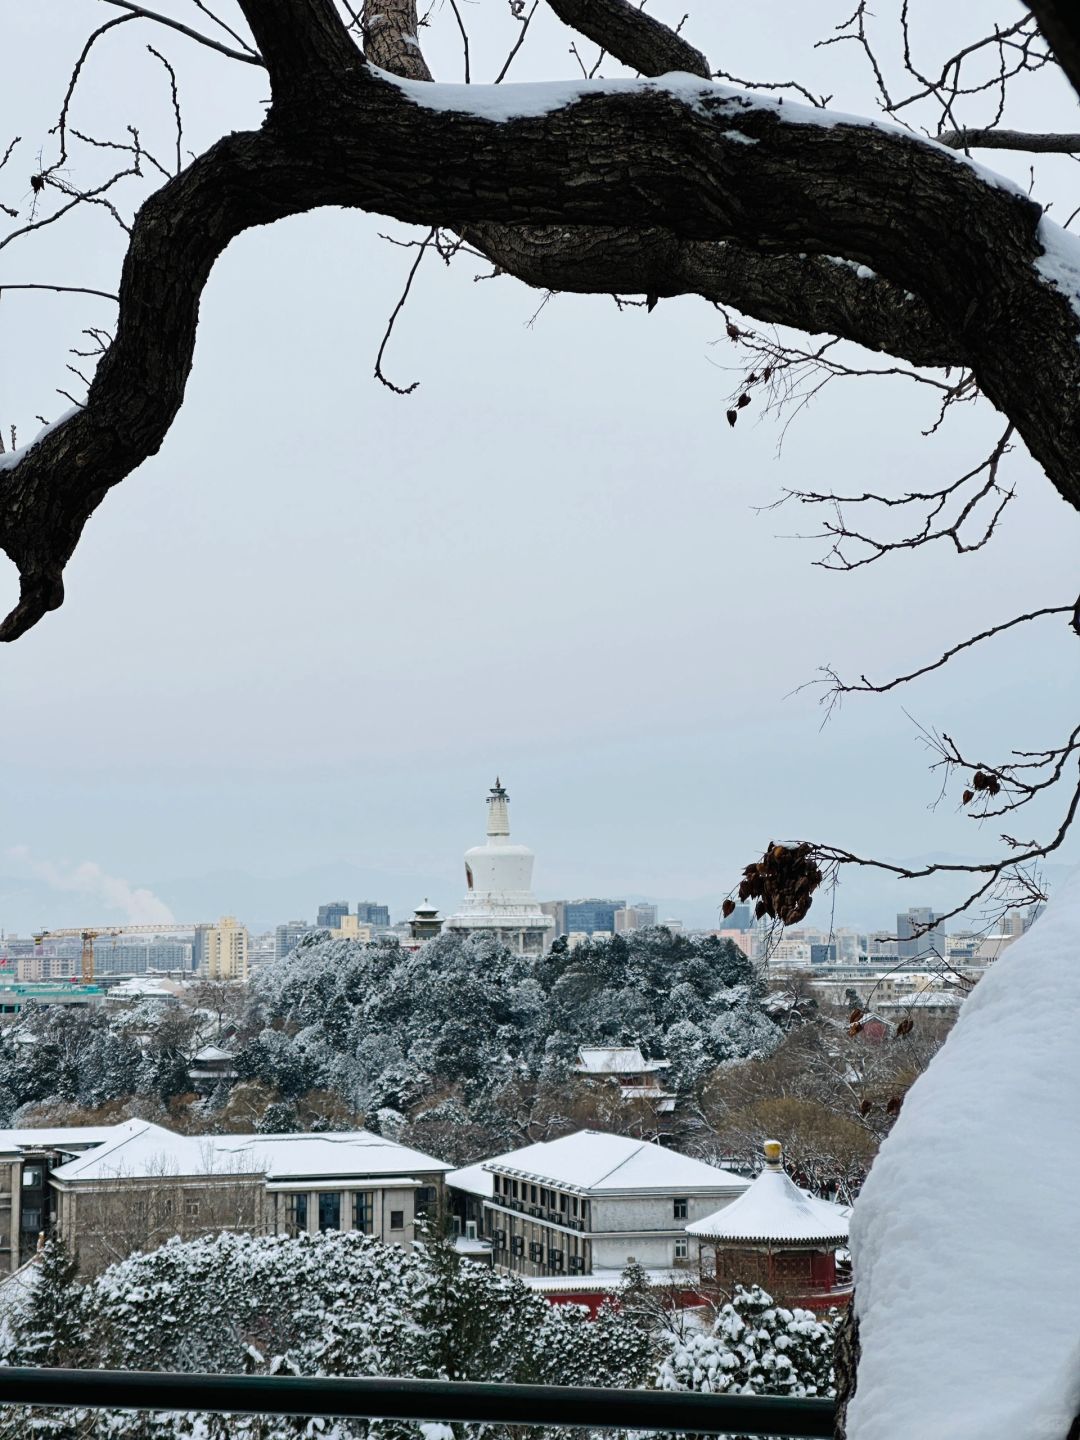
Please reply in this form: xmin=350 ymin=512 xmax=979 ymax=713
xmin=1 ymin=1 xmax=1078 ymax=932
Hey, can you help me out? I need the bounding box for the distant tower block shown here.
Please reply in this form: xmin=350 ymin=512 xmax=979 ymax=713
xmin=444 ymin=779 xmax=555 ymax=957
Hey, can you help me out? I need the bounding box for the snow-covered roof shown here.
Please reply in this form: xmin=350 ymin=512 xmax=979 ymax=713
xmin=446 ymin=1156 xmax=507 ymax=1199
xmin=687 ymin=1161 xmax=848 ymax=1245
xmin=49 ymin=1119 xmax=452 ymax=1184
xmin=484 ymin=1131 xmax=749 ymax=1196
xmin=573 ymin=1046 xmax=670 ymax=1074
xmin=191 ymin=1044 xmax=236 ymax=1062
xmin=878 ymin=990 xmax=962 ymax=1009
xmin=0 ymin=1125 xmax=121 ymax=1155
xmin=105 ymin=977 xmax=176 ymax=997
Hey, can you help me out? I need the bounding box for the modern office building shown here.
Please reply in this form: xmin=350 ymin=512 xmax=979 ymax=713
xmin=896 ymin=907 xmax=946 ymax=961
xmin=357 ymin=903 xmax=391 ymax=928
xmin=565 ymin=899 xmax=624 ymax=937
xmin=275 ymin=920 xmax=312 ymax=961
xmin=316 ymin=902 xmax=350 ymax=930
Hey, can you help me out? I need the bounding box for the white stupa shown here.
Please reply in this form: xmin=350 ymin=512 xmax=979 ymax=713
xmin=443 ymin=779 xmax=555 ymax=957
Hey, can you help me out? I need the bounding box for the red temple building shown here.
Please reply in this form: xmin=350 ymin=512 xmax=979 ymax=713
xmin=686 ymin=1139 xmax=852 ymax=1311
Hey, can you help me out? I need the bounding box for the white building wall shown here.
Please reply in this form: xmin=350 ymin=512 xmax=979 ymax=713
xmin=591 ymin=1193 xmax=736 ymax=1233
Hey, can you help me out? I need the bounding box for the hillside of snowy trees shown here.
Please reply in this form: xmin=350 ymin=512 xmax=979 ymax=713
xmin=0 ymin=930 xmax=772 ymax=1140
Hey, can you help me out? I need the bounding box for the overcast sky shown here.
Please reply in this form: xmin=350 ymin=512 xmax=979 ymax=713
xmin=1 ymin=1 xmax=1078 ymax=933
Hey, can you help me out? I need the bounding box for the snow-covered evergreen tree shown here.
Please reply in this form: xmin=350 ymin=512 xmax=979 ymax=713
xmin=657 ymin=1285 xmax=838 ymax=1399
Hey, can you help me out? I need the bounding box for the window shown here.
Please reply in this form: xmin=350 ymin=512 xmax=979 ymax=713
xmin=465 ymin=1220 xmax=478 ymax=1241
xmin=285 ymin=1193 xmax=307 ymax=1235
xmin=494 ymin=1228 xmax=507 ymax=1250
xmin=511 ymin=1235 xmax=525 ymax=1256
xmin=673 ymin=1197 xmax=688 ymax=1220
xmin=318 ymin=1192 xmax=341 ymax=1232
xmin=415 ymin=1186 xmax=436 ymax=1217
xmin=20 ymin=1209 xmax=40 ymax=1231
xmin=353 ymin=1192 xmax=374 ymax=1235
xmin=674 ymin=1237 xmax=689 ymax=1260
xmin=568 ymin=1255 xmax=585 ymax=1274
xmin=22 ymin=1168 xmax=41 ymax=1189
xmin=529 ymin=1241 xmax=543 ymax=1262
xmin=185 ymin=1197 xmax=200 ymax=1220
xmin=559 ymin=1193 xmax=568 ymax=1212
xmin=511 ymin=1181 xmax=519 ymax=1199
xmin=530 ymin=1185 xmax=538 ymax=1203
xmin=548 ymin=1248 xmax=564 ymax=1271
xmin=389 ymin=1209 xmax=405 ymax=1231
xmin=540 ymin=1188 xmax=549 ymax=1206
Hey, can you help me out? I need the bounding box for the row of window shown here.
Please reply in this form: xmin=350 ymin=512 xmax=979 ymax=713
xmin=283 ymin=1192 xmax=404 ymax=1235
xmin=492 ymin=1176 xmax=585 ymax=1218
xmin=492 ymin=1229 xmax=586 ymax=1273
xmin=492 ymin=1176 xmax=690 ymax=1223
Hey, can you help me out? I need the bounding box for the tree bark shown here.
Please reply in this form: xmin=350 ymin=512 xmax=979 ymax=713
xmin=1027 ymin=3 xmax=1080 ymax=99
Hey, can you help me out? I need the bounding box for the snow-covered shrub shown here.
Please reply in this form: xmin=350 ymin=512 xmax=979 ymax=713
xmin=657 ymin=1285 xmax=838 ymax=1398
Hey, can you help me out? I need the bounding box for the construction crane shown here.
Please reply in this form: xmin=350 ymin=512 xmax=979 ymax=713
xmin=32 ymin=923 xmax=205 ymax=985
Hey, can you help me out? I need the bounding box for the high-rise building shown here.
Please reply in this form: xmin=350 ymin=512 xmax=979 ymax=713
xmin=317 ymin=902 xmax=350 ymax=930
xmin=540 ymin=900 xmax=567 ymax=937
xmin=357 ymin=902 xmax=390 ymax=929
xmin=614 ymin=903 xmax=658 ymax=933
xmin=443 ymin=779 xmax=555 ymax=957
xmin=896 ymin=907 xmax=945 ymax=962
xmin=724 ymin=905 xmax=752 ymax=931
xmin=565 ymin=899 xmax=624 ymax=936
xmin=195 ymin=917 xmax=249 ymax=982
xmin=275 ymin=920 xmax=311 ymax=961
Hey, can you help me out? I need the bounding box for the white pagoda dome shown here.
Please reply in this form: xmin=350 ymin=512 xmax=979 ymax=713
xmin=443 ymin=779 xmax=554 ymax=957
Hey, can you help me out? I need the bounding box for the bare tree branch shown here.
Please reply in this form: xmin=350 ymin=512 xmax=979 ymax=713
xmin=938 ymin=128 xmax=1080 ymax=153
xmin=98 ymin=1 xmax=264 ymax=66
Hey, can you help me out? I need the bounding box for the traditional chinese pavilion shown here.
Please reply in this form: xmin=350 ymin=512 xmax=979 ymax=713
xmin=686 ymin=1139 xmax=852 ymax=1311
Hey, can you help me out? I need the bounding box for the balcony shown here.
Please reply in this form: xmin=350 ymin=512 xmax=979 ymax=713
xmin=0 ymin=1368 xmax=836 ymax=1436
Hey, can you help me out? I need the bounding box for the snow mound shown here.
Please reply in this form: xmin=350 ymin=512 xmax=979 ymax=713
xmin=848 ymin=869 xmax=1080 ymax=1440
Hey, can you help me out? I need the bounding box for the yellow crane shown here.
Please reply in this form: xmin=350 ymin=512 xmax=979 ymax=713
xmin=32 ymin=923 xmax=205 ymax=985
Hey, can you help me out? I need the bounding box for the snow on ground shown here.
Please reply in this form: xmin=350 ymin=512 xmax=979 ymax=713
xmin=848 ymin=868 xmax=1080 ymax=1440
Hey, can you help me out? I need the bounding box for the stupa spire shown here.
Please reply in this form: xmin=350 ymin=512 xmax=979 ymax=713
xmin=486 ymin=777 xmax=510 ymax=839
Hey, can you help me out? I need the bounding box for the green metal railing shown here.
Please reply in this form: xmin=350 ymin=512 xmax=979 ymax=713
xmin=0 ymin=1369 xmax=836 ymax=1436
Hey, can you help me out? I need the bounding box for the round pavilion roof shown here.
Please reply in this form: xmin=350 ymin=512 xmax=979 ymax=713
xmin=687 ymin=1151 xmax=849 ymax=1245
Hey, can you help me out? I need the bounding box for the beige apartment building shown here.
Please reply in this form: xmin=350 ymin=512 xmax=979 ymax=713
xmin=0 ymin=1120 xmax=450 ymax=1275
xmin=196 ymin=916 xmax=249 ymax=981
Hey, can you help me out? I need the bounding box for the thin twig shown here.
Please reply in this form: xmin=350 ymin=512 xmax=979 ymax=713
xmin=373 ymin=227 xmax=436 ymax=394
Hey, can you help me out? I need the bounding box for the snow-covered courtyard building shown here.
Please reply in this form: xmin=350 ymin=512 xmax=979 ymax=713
xmin=687 ymin=1139 xmax=851 ymax=1310
xmin=449 ymin=1129 xmax=748 ymax=1283
xmin=442 ymin=780 xmax=555 ymax=957
xmin=0 ymin=1120 xmax=450 ymax=1275
xmin=572 ymin=1046 xmax=677 ymax=1114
